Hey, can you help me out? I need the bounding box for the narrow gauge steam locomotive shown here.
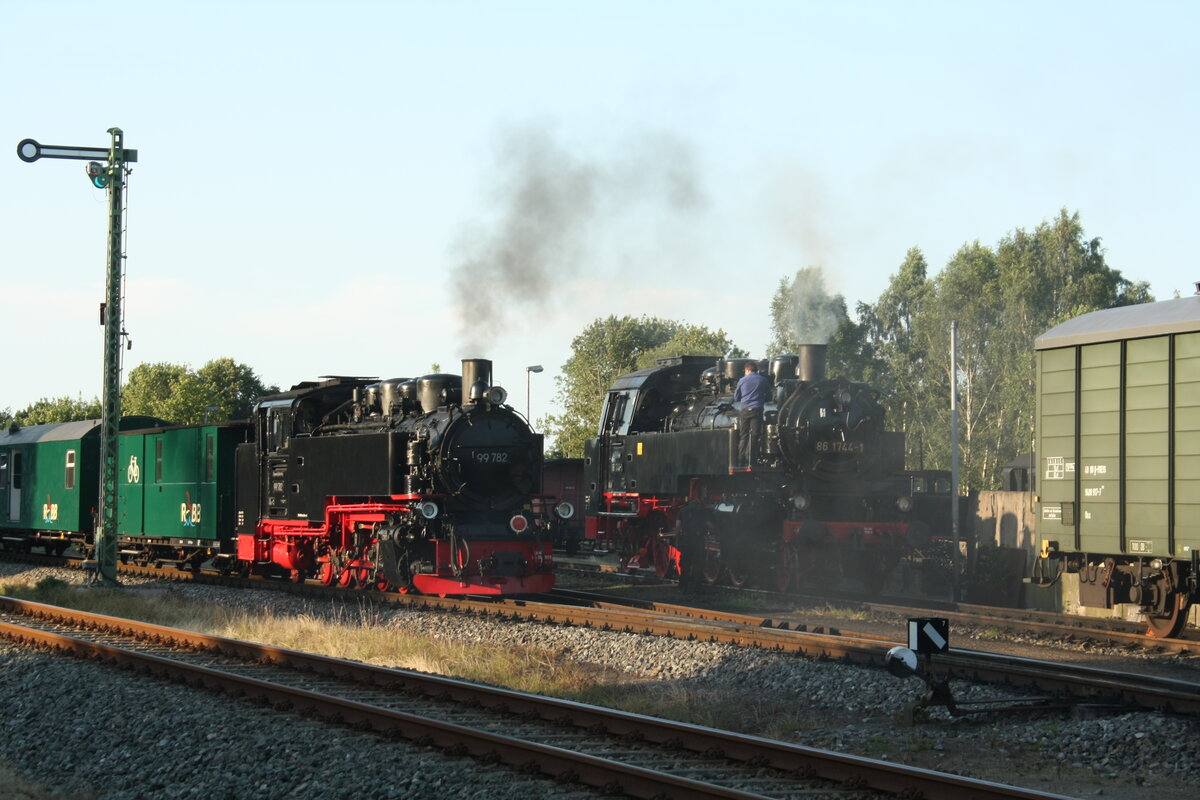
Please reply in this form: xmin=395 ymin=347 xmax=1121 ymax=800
xmin=0 ymin=359 xmax=564 ymax=596
xmin=584 ymin=345 xmax=952 ymax=593
xmin=1032 ymin=295 xmax=1200 ymax=637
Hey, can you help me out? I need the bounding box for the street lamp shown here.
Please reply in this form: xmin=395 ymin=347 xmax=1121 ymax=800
xmin=525 ymin=365 xmax=544 ymax=421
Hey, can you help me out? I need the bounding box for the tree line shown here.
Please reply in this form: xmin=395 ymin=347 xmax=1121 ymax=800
xmin=541 ymin=210 xmax=1153 ymax=490
xmin=0 ymin=358 xmax=278 ymax=429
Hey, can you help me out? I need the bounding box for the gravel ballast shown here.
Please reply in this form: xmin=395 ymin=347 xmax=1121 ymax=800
xmin=1 ymin=562 xmax=1197 ymax=800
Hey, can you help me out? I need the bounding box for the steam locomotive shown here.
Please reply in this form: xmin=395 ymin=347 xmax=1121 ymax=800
xmin=0 ymin=358 xmax=564 ymax=596
xmin=583 ymin=345 xmax=953 ymax=593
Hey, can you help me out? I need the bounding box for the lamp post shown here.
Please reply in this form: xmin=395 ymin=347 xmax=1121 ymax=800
xmin=525 ymin=365 xmax=544 ymax=421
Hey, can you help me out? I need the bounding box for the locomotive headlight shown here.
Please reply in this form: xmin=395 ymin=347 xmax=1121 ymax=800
xmin=418 ymin=501 xmax=440 ymax=520
xmin=792 ymin=493 xmax=810 ymax=511
xmin=896 ymin=496 xmax=914 ymax=513
xmin=486 ymin=386 xmax=508 ymax=405
xmin=1150 ymin=558 xmax=1163 ymax=570
xmin=554 ymin=501 xmax=575 ymax=520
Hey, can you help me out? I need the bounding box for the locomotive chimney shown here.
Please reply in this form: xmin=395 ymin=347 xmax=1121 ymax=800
xmin=795 ymin=344 xmax=827 ymax=383
xmin=461 ymin=358 xmax=493 ymax=403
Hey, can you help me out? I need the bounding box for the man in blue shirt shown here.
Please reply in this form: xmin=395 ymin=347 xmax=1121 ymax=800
xmin=733 ymin=361 xmax=770 ymax=465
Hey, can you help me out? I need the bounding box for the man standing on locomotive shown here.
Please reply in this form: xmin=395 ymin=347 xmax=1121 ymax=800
xmin=734 ymin=361 xmax=770 ymax=466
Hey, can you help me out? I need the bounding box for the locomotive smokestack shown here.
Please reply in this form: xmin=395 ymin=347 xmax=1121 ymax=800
xmin=461 ymin=358 xmax=493 ymax=403
xmin=795 ymin=344 xmax=827 ymax=383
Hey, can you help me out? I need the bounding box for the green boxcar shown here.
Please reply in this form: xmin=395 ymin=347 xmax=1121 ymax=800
xmin=118 ymin=422 xmax=249 ymax=557
xmin=1035 ymin=295 xmax=1200 ymax=635
xmin=1036 ymin=298 xmax=1200 ymax=559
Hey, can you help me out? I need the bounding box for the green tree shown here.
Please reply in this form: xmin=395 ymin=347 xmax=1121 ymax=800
xmin=122 ymin=362 xmax=189 ymax=422
xmin=542 ymin=315 xmax=742 ymax=456
xmin=12 ymin=395 xmax=101 ymax=425
xmin=857 ymin=210 xmax=1154 ymax=489
xmin=859 ymin=247 xmax=937 ymax=465
xmin=123 ymin=359 xmax=277 ymax=424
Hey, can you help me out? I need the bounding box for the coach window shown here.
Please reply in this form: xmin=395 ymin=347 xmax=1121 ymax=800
xmin=0 ymin=452 xmax=7 ymax=489
xmin=206 ymin=435 xmax=215 ymax=482
xmin=155 ymin=438 xmax=164 ymax=483
xmin=65 ymin=450 xmax=76 ymax=490
xmin=12 ymin=452 xmax=22 ymax=490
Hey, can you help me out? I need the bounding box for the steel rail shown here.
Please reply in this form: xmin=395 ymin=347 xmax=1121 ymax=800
xmin=0 ymin=596 xmax=1071 ymax=800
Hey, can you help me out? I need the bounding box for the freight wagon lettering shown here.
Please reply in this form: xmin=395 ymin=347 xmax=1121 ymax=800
xmin=1044 ymin=457 xmax=1065 ymax=480
xmin=1084 ymin=486 xmax=1105 ymax=498
xmin=1084 ymin=464 xmax=1108 ymax=476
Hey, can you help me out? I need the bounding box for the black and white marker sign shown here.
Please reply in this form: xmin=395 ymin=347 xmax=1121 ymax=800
xmin=908 ymin=617 xmax=950 ymax=654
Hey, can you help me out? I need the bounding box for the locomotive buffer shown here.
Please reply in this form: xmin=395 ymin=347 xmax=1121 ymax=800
xmin=17 ymin=131 xmax=137 ymax=585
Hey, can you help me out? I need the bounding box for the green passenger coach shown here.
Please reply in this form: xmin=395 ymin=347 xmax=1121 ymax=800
xmin=0 ymin=417 xmax=165 ymax=554
xmin=1034 ymin=293 xmax=1200 ymax=637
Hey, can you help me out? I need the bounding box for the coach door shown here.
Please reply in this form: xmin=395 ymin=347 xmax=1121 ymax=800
xmin=6 ymin=451 xmax=21 ymax=521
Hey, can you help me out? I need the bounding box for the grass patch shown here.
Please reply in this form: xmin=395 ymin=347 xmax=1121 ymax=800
xmin=817 ymin=604 xmax=871 ymax=621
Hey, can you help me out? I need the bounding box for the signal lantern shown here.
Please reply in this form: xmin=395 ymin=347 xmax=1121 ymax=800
xmin=85 ymin=161 xmax=109 ymax=189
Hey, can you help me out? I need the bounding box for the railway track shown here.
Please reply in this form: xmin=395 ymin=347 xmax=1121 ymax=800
xmin=555 ymin=558 xmax=1200 ymax=655
xmin=6 ymin=551 xmax=1200 ymax=715
xmin=0 ymin=595 xmax=1072 ymax=800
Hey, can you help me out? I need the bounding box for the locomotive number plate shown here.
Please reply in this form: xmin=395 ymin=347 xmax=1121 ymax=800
xmin=816 ymin=440 xmax=865 ymax=454
xmin=471 ymin=451 xmax=511 ymax=464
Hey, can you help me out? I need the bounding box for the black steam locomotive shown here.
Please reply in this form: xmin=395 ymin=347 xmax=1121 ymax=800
xmin=584 ymin=345 xmax=951 ymax=592
xmin=236 ymin=358 xmax=560 ymax=594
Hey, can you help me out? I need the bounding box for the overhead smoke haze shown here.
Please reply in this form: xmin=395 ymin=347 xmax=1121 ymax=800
xmin=782 ymin=266 xmax=842 ymax=345
xmin=450 ymin=125 xmax=705 ymax=353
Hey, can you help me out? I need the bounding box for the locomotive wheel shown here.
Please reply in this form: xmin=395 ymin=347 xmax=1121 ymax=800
xmin=355 ymin=568 xmax=372 ymax=590
xmin=1145 ymin=594 xmax=1190 ymax=639
xmin=338 ymin=567 xmax=354 ymax=588
xmin=725 ymin=561 xmax=749 ymax=588
xmin=289 ymin=569 xmax=304 ymax=584
xmin=318 ymin=562 xmax=336 ymax=586
xmin=375 ymin=575 xmax=393 ymax=592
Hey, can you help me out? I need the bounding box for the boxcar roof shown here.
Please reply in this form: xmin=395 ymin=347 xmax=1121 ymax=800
xmin=1035 ymin=295 xmax=1200 ymax=350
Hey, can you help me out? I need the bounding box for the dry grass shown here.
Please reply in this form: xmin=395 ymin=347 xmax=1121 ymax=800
xmin=0 ymin=576 xmax=638 ymax=707
xmin=0 ymin=574 xmax=817 ymax=743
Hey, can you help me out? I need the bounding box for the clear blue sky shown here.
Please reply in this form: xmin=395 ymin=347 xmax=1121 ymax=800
xmin=4 ymin=1 xmax=1197 ymax=434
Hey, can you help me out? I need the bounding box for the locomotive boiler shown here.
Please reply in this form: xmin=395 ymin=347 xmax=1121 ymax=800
xmin=584 ymin=345 xmax=940 ymax=593
xmin=234 ymin=357 xmax=560 ymax=594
